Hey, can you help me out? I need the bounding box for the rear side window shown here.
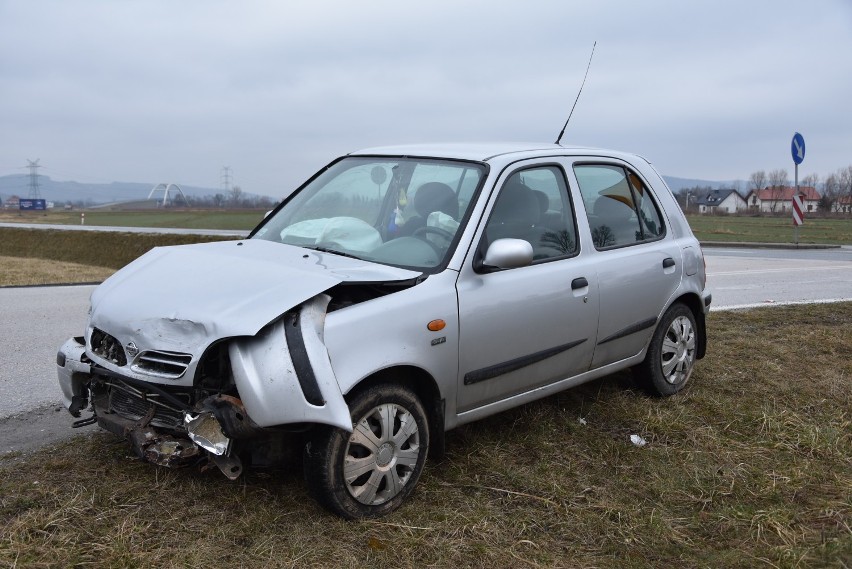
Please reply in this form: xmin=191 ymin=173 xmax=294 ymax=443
xmin=574 ymin=164 xmax=665 ymax=249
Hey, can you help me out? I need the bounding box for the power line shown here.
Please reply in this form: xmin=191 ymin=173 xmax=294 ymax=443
xmin=27 ymin=159 xmax=42 ymax=199
xmin=220 ymin=166 xmax=232 ymax=194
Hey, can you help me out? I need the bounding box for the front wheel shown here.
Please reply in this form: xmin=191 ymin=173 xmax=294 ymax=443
xmin=635 ymin=303 xmax=698 ymax=396
xmin=303 ymin=383 xmax=429 ymax=519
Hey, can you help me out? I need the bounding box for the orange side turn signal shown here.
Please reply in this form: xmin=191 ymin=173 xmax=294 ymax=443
xmin=427 ymin=319 xmax=446 ymax=332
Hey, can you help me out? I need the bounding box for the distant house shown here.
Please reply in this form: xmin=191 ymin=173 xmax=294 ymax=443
xmin=832 ymin=196 xmax=852 ymax=214
xmin=694 ymin=189 xmax=747 ymax=214
xmin=745 ymin=186 xmax=820 ymax=213
xmin=3 ymin=195 xmax=20 ymax=209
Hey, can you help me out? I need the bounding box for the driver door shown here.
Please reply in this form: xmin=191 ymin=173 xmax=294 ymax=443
xmin=455 ymin=164 xmax=598 ymax=413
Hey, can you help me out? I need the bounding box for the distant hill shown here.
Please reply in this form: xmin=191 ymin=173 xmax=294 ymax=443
xmin=0 ymin=173 xmax=746 ymax=205
xmin=0 ymin=175 xmax=273 ymax=205
xmin=663 ymin=176 xmax=748 ymax=193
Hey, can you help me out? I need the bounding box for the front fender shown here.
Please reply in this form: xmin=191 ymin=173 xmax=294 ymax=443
xmin=229 ymin=294 xmax=352 ymax=431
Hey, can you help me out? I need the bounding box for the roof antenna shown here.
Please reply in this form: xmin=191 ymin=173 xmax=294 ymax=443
xmin=555 ymin=41 xmax=596 ymax=145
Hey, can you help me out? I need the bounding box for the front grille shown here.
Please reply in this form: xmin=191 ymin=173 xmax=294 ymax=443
xmin=132 ymin=350 xmax=192 ymax=379
xmin=90 ymin=328 xmax=127 ymax=366
xmin=108 ymin=382 xmax=191 ymax=430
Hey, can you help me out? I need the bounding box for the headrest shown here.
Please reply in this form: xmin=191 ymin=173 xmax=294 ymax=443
xmin=492 ymin=180 xmax=540 ymax=225
xmin=413 ymin=182 xmax=458 ymax=219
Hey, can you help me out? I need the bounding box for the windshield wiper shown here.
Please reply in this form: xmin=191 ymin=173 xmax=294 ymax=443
xmin=303 ymin=246 xmax=363 ymax=260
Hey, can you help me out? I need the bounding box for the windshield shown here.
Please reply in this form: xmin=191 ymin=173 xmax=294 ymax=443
xmin=252 ymin=156 xmax=485 ymax=270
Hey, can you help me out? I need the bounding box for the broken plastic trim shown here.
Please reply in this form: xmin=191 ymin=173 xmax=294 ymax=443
xmin=283 ymin=310 xmax=325 ymax=406
xmin=184 ymin=411 xmax=231 ymax=456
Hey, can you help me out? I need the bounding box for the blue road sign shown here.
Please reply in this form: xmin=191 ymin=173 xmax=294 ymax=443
xmin=791 ymin=132 xmax=805 ymax=165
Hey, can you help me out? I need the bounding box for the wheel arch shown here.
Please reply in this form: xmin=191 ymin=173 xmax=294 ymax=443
xmin=670 ymin=292 xmax=707 ymax=359
xmin=344 ymin=365 xmax=446 ymax=459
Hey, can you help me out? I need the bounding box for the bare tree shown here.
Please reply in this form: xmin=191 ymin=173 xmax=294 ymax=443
xmin=767 ymin=169 xmax=789 ymax=212
xmin=801 ymin=172 xmax=819 ymax=191
xmin=822 ymin=174 xmax=839 ymax=212
xmin=748 ymin=170 xmax=766 ymax=210
xmin=801 ymin=172 xmax=820 ymax=211
xmin=230 ymin=185 xmax=243 ymax=206
xmin=840 ymin=166 xmax=852 ymax=199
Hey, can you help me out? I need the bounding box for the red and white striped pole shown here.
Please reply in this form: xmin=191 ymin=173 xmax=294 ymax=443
xmin=792 ymin=193 xmax=803 ymax=244
xmin=791 ymin=133 xmax=805 ymax=245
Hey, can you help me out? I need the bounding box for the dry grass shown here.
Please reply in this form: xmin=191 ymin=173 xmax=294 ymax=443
xmin=0 ymin=256 xmax=115 ymax=286
xmin=686 ymin=215 xmax=852 ymax=244
xmin=1 ymin=304 xmax=850 ymax=568
xmin=0 ymin=227 xmax=237 ymax=271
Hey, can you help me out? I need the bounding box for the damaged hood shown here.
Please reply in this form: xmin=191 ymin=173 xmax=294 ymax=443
xmin=89 ymin=239 xmax=420 ymax=359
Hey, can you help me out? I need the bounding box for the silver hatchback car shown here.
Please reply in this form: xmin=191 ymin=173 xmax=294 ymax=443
xmin=57 ymin=143 xmax=711 ymax=518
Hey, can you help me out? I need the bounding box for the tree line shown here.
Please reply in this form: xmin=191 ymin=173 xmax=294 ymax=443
xmin=674 ymin=164 xmax=852 ymax=213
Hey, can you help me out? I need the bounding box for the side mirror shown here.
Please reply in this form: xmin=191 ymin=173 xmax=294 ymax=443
xmin=481 ymin=238 xmax=533 ymax=270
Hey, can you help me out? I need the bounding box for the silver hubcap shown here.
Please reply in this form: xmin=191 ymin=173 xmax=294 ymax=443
xmin=343 ymin=403 xmax=420 ymax=506
xmin=660 ymin=315 xmax=696 ymax=385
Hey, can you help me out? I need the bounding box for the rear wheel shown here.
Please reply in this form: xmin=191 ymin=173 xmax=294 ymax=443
xmin=303 ymin=383 xmax=429 ymax=519
xmin=636 ymin=303 xmax=698 ymax=396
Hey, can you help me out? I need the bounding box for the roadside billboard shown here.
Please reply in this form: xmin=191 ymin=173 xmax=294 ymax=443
xmin=19 ymin=199 xmax=47 ymax=211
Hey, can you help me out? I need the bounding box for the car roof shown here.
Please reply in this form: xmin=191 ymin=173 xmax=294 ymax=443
xmin=349 ymin=142 xmax=646 ymax=164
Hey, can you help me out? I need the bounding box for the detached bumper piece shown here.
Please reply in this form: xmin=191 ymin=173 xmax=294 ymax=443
xmin=88 ymin=373 xmax=258 ymax=480
xmin=89 ymin=379 xmax=203 ymax=470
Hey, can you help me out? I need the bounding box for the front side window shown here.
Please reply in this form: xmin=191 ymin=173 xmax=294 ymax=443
xmin=574 ymin=164 xmax=664 ymax=249
xmin=482 ymin=166 xmax=578 ymax=262
xmin=252 ymin=157 xmax=485 ymax=271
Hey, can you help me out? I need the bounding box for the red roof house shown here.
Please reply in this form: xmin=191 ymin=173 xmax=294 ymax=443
xmin=745 ymin=186 xmax=820 ymax=213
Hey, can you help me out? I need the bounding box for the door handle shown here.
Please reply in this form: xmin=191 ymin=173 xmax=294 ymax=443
xmin=571 ymin=277 xmax=588 ymax=290
xmin=662 ymin=258 xmax=675 ymax=269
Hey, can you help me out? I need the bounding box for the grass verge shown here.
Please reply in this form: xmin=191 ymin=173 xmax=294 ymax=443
xmin=0 ymin=209 xmax=266 ymax=231
xmin=0 ymin=227 xmax=238 ymax=272
xmin=1 ymin=304 xmax=850 ymax=567
xmin=0 ymin=256 xmax=115 ymax=286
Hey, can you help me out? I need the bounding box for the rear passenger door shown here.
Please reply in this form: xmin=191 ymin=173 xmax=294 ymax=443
xmin=571 ymin=162 xmax=682 ymax=368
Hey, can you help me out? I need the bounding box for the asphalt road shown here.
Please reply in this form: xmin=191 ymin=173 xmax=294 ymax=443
xmin=704 ymin=245 xmax=852 ymax=309
xmin=0 ymin=285 xmax=96 ymax=456
xmin=1 ymin=246 xmax=850 ymax=455
xmin=0 ymin=285 xmax=93 ymax=419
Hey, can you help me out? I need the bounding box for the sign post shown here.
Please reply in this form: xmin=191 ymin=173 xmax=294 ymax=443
xmin=791 ymin=132 xmax=806 ymax=244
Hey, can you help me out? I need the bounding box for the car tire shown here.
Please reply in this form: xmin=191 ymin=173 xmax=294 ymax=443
xmin=303 ymin=383 xmax=429 ymax=519
xmin=635 ymin=303 xmax=698 ymax=397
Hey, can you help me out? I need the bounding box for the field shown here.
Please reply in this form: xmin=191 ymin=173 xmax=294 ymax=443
xmin=1 ymin=303 xmax=850 ymax=568
xmin=0 ymin=209 xmax=267 ymax=231
xmin=2 ymin=209 xmax=852 ymax=245
xmin=686 ymin=215 xmax=852 ymax=245
xmin=0 ymin=227 xmax=237 ymax=274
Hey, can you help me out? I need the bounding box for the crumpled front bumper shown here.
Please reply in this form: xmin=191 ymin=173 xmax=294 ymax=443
xmin=55 ymin=295 xmax=353 ymax=479
xmin=57 ymin=337 xmax=243 ymax=477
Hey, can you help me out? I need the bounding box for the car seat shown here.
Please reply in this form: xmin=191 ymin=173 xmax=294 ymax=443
xmin=399 ymin=182 xmax=458 ymax=236
xmin=591 ymin=196 xmax=637 ymax=247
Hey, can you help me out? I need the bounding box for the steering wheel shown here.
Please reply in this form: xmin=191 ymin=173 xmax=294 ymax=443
xmin=412 ymin=226 xmax=454 ymax=255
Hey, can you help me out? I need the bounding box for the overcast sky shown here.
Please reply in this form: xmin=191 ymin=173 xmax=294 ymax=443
xmin=1 ymin=0 xmax=850 ymax=198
